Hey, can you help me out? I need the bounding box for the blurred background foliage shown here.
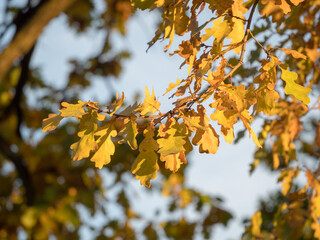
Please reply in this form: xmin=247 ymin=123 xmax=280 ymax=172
xmin=0 ymin=0 xmax=319 ymax=239
xmin=0 ymin=0 xmax=232 ymax=239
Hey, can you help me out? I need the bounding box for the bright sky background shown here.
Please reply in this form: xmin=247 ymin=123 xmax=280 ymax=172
xmin=12 ymin=4 xmax=285 ymax=240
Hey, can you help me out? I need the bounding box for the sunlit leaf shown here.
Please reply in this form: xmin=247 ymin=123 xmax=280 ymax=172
xmin=280 ymin=65 xmax=311 ymax=104
xmin=59 ymin=100 xmax=86 ymax=118
xmin=131 ymin=124 xmax=159 ymax=187
xmin=42 ymin=113 xmax=63 ymax=132
xmin=90 ymin=121 xmax=117 ymax=169
xmin=136 ymin=87 xmax=160 ymax=115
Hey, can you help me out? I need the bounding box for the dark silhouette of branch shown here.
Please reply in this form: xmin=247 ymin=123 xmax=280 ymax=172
xmin=0 ymin=0 xmax=76 ymax=82
xmin=0 ymin=45 xmax=35 ymax=127
xmin=0 ymin=135 xmax=34 ymax=206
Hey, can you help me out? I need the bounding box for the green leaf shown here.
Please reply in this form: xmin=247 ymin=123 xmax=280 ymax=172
xmin=280 ymin=65 xmax=312 ymax=104
xmin=42 ymin=113 xmax=63 ymax=132
xmin=59 ymin=100 xmax=87 ymax=118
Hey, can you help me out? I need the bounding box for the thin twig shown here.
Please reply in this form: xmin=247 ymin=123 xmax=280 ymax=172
xmin=248 ymin=29 xmax=270 ymax=57
xmin=224 ymin=0 xmax=260 ymax=81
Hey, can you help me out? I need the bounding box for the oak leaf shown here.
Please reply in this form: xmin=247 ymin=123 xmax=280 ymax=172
xmin=272 ymin=47 xmax=307 ymax=59
xmin=42 ymin=113 xmax=63 ymax=132
xmin=280 ymin=65 xmax=311 ymax=104
xmin=136 ymin=87 xmax=160 ymax=115
xmin=157 ymin=119 xmax=187 ymax=156
xmin=192 ymin=105 xmax=219 ymax=154
xmin=70 ymin=110 xmax=104 ymax=161
xmin=227 ymin=0 xmax=246 ymax=54
xmin=123 ymin=117 xmax=138 ymax=150
xmin=90 ymin=121 xmax=117 ymax=169
xmin=278 ymin=168 xmax=299 ymax=195
xmin=131 ymin=124 xmax=159 ymax=188
xmin=59 ymin=100 xmax=86 ymax=118
xmin=160 ymin=152 xmax=187 ymax=173
xmin=108 ymin=92 xmax=125 ymax=116
xmin=163 ymin=79 xmax=181 ymax=96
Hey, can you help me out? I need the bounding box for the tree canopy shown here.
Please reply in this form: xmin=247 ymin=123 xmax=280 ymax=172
xmin=0 ymin=0 xmax=319 ymax=239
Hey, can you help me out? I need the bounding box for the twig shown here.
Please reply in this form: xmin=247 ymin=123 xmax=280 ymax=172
xmin=248 ymin=29 xmax=270 ymax=57
xmin=224 ymin=0 xmax=260 ymax=81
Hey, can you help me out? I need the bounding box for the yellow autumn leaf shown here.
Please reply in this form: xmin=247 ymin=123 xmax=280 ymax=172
xmin=131 ymin=124 xmax=159 ymax=188
xmin=59 ymin=100 xmax=86 ymax=118
xmin=70 ymin=130 xmax=96 ymax=161
xmin=278 ymin=168 xmax=299 ymax=195
xmin=136 ymin=87 xmax=160 ymax=115
xmin=70 ymin=110 xmax=103 ymax=161
xmin=201 ymin=17 xmax=223 ymax=42
xmin=273 ymin=47 xmax=307 ymax=59
xmin=210 ymin=109 xmax=238 ymax=129
xmin=164 ymin=8 xmax=176 ymax=50
xmin=192 ymin=125 xmax=220 ymax=154
xmin=256 ymin=89 xmax=280 ymax=114
xmin=123 ymin=117 xmax=138 ymax=150
xmin=227 ymin=0 xmax=246 ymax=54
xmin=42 ymin=113 xmax=63 ymax=132
xmin=290 ymin=0 xmax=305 ymax=5
xmin=90 ymin=122 xmax=117 ymax=169
xmin=213 ymin=19 xmax=232 ymax=43
xmin=191 ymin=105 xmax=220 ymax=154
xmin=251 ymin=211 xmax=262 ymax=236
xmin=108 ymin=92 xmax=125 ymax=116
xmin=239 ymin=110 xmax=262 ymax=148
xmin=163 ymin=79 xmax=181 ymax=96
xmin=280 ymin=65 xmax=312 ymax=104
xmin=157 ymin=118 xmax=188 ymax=156
xmin=261 ymin=0 xmax=291 ymax=15
xmin=160 ymin=152 xmax=187 ymax=173
xmin=311 ymin=189 xmax=320 ymax=218
xmin=221 ymin=126 xmax=234 ymax=144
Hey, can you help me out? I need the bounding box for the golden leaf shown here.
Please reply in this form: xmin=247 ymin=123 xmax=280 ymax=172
xmin=59 ymin=100 xmax=86 ymax=118
xmin=131 ymin=124 xmax=159 ymax=188
xmin=90 ymin=122 xmax=117 ymax=169
xmin=42 ymin=113 xmax=63 ymax=132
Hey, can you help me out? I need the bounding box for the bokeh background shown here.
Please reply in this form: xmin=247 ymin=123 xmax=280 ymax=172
xmin=1 ymin=0 xmax=318 ymax=239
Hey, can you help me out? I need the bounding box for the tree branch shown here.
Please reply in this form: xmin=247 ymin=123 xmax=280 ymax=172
xmin=0 ymin=135 xmax=34 ymax=206
xmin=0 ymin=45 xmax=36 ymax=136
xmin=0 ymin=0 xmax=76 ymax=82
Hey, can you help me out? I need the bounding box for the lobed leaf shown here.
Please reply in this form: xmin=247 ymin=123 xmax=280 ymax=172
xmin=280 ymin=65 xmax=311 ymax=104
xmin=70 ymin=110 xmax=103 ymax=161
xmin=131 ymin=124 xmax=159 ymax=188
xmin=136 ymin=87 xmax=160 ymax=115
xmin=59 ymin=100 xmax=86 ymax=118
xmin=42 ymin=113 xmax=63 ymax=132
xmin=91 ymin=122 xmax=117 ymax=169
